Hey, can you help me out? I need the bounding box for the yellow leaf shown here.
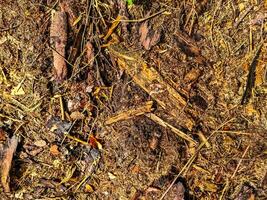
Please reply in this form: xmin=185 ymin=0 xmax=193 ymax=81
xmin=11 ymin=85 xmax=25 ymax=95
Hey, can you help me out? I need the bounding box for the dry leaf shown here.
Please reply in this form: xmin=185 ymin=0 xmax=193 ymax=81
xmin=11 ymin=85 xmax=25 ymax=95
xmin=131 ymin=165 xmax=140 ymax=174
xmin=108 ymin=172 xmax=116 ymax=180
xmin=50 ymin=144 xmax=60 ymax=156
xmin=59 ymin=0 xmax=78 ymax=26
xmin=89 ymin=135 xmax=102 ymax=150
xmin=0 ymin=128 xmax=7 ymax=141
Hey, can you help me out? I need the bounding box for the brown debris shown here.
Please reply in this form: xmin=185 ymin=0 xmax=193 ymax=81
xmin=1 ymin=135 xmax=19 ymax=193
xmin=235 ymin=184 xmax=256 ymax=200
xmin=50 ymin=11 xmax=68 ymax=82
xmin=109 ymin=44 xmax=195 ymax=130
xmin=139 ymin=21 xmax=161 ymax=50
xmin=173 ymin=182 xmax=186 ymax=200
xmin=0 ymin=128 xmax=7 ymax=142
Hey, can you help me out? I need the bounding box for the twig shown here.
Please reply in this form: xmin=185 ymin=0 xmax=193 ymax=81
xmin=145 ymin=113 xmax=197 ymax=145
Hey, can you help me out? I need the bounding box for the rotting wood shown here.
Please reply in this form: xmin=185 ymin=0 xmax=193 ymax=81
xmin=145 ymin=113 xmax=197 ymax=145
xmin=1 ymin=135 xmax=19 ymax=193
xmin=108 ymin=44 xmax=194 ymax=130
xmin=106 ymin=101 xmax=154 ymax=125
xmin=50 ymin=10 xmax=68 ymax=82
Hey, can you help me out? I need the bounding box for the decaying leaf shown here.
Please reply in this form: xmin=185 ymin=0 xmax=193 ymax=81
xmin=173 ymin=182 xmax=185 ymax=200
xmin=50 ymin=10 xmax=68 ymax=82
xmin=85 ymin=184 xmax=94 ymax=193
xmin=0 ymin=128 xmax=7 ymax=142
xmin=1 ymin=135 xmax=19 ymax=193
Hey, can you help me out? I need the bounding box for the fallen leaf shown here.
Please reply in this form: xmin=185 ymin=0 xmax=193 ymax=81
xmin=11 ymin=85 xmax=25 ymax=95
xmin=86 ymin=41 xmax=94 ymax=66
xmin=131 ymin=165 xmax=140 ymax=174
xmin=89 ymin=135 xmax=102 ymax=150
xmin=50 ymin=144 xmax=60 ymax=156
xmin=139 ymin=21 xmax=161 ymax=50
xmin=0 ymin=128 xmax=7 ymax=141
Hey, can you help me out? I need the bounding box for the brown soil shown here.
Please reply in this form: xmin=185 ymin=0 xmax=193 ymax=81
xmin=0 ymin=0 xmax=266 ymax=199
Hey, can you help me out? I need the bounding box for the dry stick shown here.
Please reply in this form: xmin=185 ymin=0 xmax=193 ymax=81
xmin=159 ymin=118 xmax=235 ymax=200
xmin=219 ymin=145 xmax=250 ymax=200
xmin=1 ymin=135 xmax=19 ymax=193
xmin=145 ymin=113 xmax=197 ymax=145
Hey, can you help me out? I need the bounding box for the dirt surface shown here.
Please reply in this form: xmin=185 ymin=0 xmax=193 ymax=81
xmin=0 ymin=0 xmax=267 ymax=199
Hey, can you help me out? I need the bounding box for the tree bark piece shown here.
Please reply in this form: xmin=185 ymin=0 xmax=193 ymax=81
xmin=1 ymin=135 xmax=19 ymax=193
xmin=50 ymin=11 xmax=68 ymax=82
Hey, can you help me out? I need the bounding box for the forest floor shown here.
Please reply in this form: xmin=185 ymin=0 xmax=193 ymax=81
xmin=0 ymin=0 xmax=267 ymax=199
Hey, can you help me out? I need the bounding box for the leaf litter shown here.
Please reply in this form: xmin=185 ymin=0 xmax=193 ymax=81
xmin=0 ymin=0 xmax=267 ymax=199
